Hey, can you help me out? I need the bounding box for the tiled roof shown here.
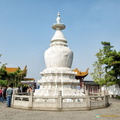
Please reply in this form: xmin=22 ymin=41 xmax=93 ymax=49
xmin=5 ymin=68 xmax=19 ymax=73
xmin=73 ymin=68 xmax=89 ymax=77
xmin=83 ymin=81 xmax=99 ymax=85
xmin=24 ymin=78 xmax=35 ymax=81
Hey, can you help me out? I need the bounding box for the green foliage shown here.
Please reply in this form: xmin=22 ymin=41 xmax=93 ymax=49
xmin=115 ymin=96 xmax=120 ymax=99
xmin=0 ymin=54 xmax=2 ymax=64
xmin=0 ymin=54 xmax=27 ymax=87
xmin=0 ymin=80 xmax=7 ymax=86
xmin=91 ymin=49 xmax=106 ymax=86
xmin=0 ymin=65 xmax=7 ymax=80
xmin=91 ymin=41 xmax=120 ymax=86
xmin=6 ymin=68 xmax=27 ymax=87
xmin=0 ymin=55 xmax=7 ymax=80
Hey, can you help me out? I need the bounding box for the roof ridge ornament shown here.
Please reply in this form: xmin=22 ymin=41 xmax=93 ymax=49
xmin=56 ymin=12 xmax=61 ymax=24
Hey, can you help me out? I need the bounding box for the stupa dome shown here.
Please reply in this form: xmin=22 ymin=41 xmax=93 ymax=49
xmin=44 ymin=12 xmax=73 ymax=68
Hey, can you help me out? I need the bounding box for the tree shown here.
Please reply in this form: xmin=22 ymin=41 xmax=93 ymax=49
xmin=0 ymin=54 xmax=8 ymax=86
xmin=6 ymin=66 xmax=27 ymax=87
xmin=0 ymin=54 xmax=2 ymax=64
xmin=0 ymin=54 xmax=27 ymax=87
xmin=101 ymin=42 xmax=120 ymax=86
xmin=91 ymin=42 xmax=120 ymax=86
xmin=91 ymin=49 xmax=106 ymax=86
xmin=0 ymin=80 xmax=7 ymax=86
xmin=0 ymin=54 xmax=7 ymax=80
xmin=0 ymin=65 xmax=7 ymax=80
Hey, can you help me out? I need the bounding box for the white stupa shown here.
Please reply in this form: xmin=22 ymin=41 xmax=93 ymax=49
xmin=34 ymin=12 xmax=84 ymax=97
xmin=11 ymin=13 xmax=109 ymax=111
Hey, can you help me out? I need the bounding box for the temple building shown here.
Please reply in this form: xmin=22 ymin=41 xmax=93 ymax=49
xmin=5 ymin=67 xmax=21 ymax=73
xmin=5 ymin=66 xmax=27 ymax=73
xmin=5 ymin=66 xmax=35 ymax=86
xmin=73 ymin=68 xmax=89 ymax=88
xmin=21 ymin=78 xmax=35 ymax=85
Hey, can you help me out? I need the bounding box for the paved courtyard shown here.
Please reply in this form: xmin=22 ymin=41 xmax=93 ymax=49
xmin=0 ymin=98 xmax=120 ymax=120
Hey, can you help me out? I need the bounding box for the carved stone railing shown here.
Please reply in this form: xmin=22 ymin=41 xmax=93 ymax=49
xmin=12 ymin=90 xmax=109 ymax=110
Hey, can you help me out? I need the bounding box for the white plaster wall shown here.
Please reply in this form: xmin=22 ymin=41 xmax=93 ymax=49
xmin=101 ymin=84 xmax=120 ymax=96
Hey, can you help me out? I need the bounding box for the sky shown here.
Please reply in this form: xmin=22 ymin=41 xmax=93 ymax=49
xmin=0 ymin=0 xmax=120 ymax=82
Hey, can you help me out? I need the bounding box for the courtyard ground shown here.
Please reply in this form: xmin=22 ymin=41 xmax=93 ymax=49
xmin=0 ymin=98 xmax=120 ymax=120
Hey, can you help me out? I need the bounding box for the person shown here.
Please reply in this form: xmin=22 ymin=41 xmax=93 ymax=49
xmin=0 ymin=87 xmax=3 ymax=102
xmin=32 ymin=83 xmax=37 ymax=92
xmin=3 ymin=86 xmax=7 ymax=100
xmin=17 ymin=87 xmax=21 ymax=93
xmin=6 ymin=85 xmax=13 ymax=107
xmin=23 ymin=86 xmax=28 ymax=92
xmin=27 ymin=86 xmax=32 ymax=95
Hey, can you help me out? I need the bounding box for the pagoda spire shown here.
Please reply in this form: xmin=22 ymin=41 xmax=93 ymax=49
xmin=52 ymin=12 xmax=65 ymax=30
xmin=56 ymin=12 xmax=61 ymax=24
xmin=51 ymin=12 xmax=67 ymax=46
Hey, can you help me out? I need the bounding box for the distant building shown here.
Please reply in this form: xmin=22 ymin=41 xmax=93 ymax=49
xmin=73 ymin=68 xmax=100 ymax=93
xmin=83 ymin=81 xmax=100 ymax=93
xmin=21 ymin=78 xmax=35 ymax=85
xmin=5 ymin=67 xmax=20 ymax=73
xmin=73 ymin=68 xmax=89 ymax=88
xmin=101 ymin=84 xmax=120 ymax=97
xmin=5 ymin=66 xmax=35 ymax=86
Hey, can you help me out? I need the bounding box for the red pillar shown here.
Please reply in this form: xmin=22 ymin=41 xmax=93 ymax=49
xmin=79 ymin=78 xmax=84 ymax=89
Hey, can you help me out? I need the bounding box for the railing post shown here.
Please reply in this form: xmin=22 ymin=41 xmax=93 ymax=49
xmin=86 ymin=96 xmax=90 ymax=109
xmin=105 ymin=89 xmax=108 ymax=95
xmin=29 ymin=91 xmax=33 ymax=108
xmin=98 ymin=89 xmax=101 ymax=96
xmin=102 ymin=90 xmax=105 ymax=96
xmin=104 ymin=95 xmax=106 ymax=107
xmin=104 ymin=95 xmax=109 ymax=107
xmin=58 ymin=91 xmax=62 ymax=110
xmin=12 ymin=90 xmax=16 ymax=106
xmin=85 ymin=90 xmax=88 ymax=96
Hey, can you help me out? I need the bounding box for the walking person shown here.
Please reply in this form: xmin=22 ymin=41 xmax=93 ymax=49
xmin=0 ymin=87 xmax=3 ymax=102
xmin=3 ymin=86 xmax=7 ymax=100
xmin=6 ymin=85 xmax=13 ymax=107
